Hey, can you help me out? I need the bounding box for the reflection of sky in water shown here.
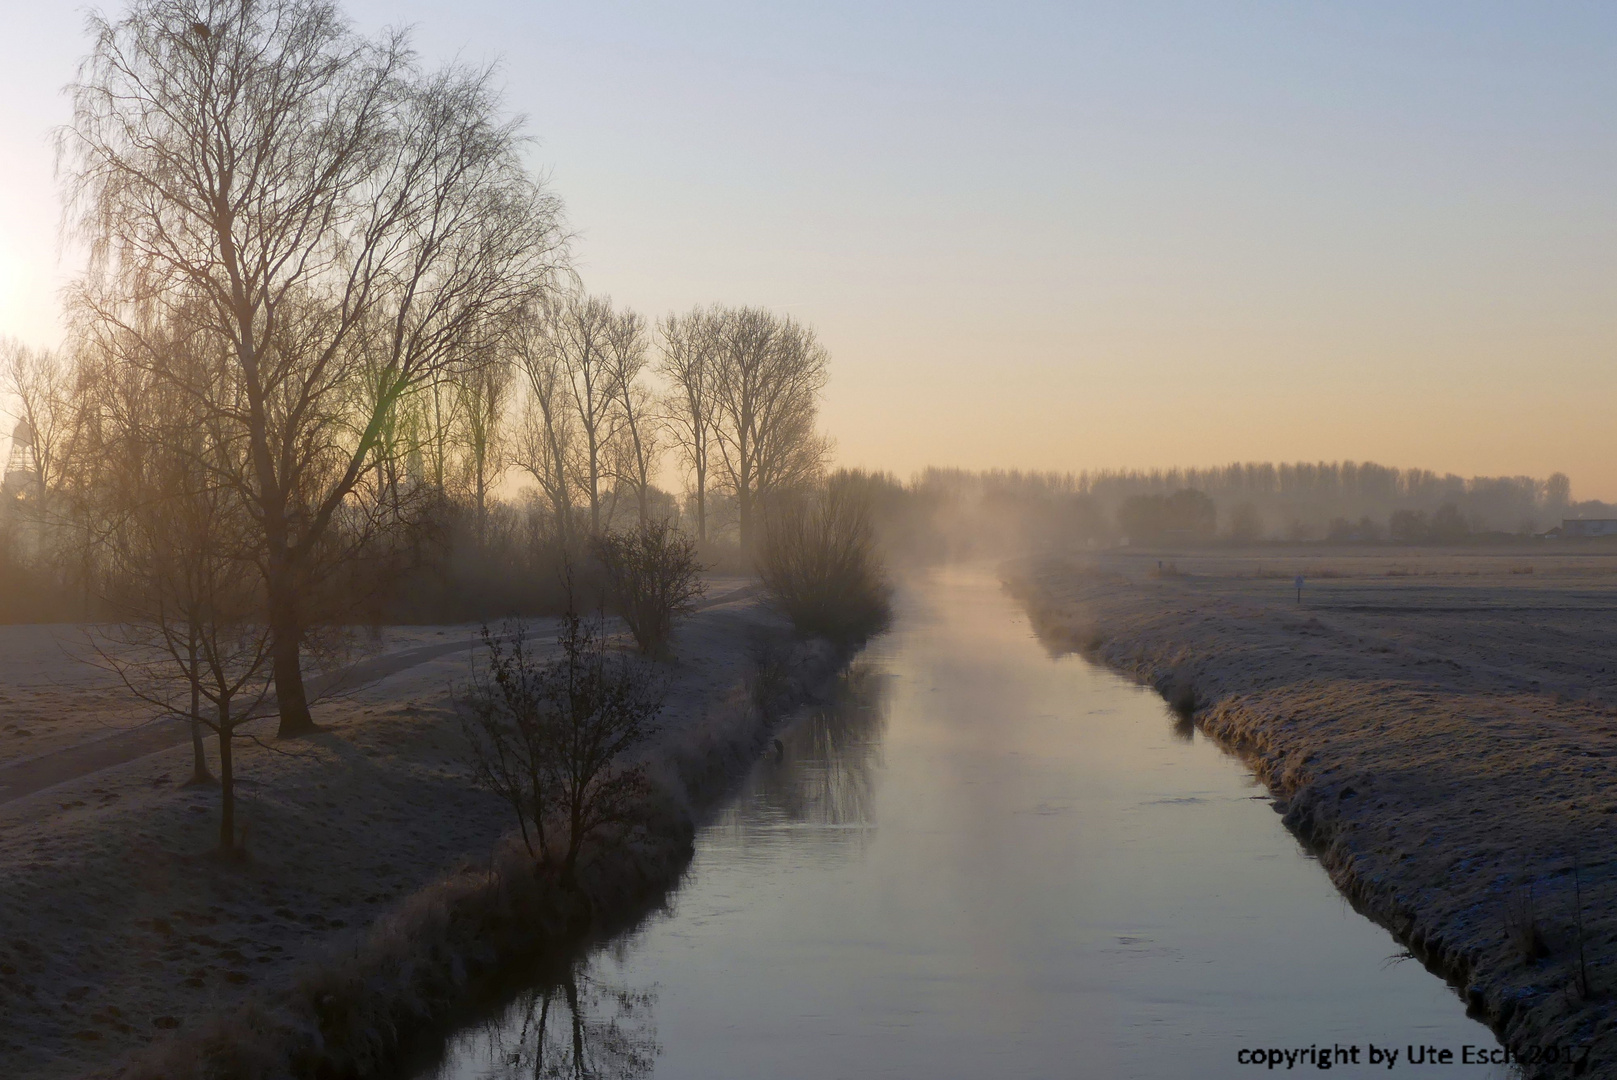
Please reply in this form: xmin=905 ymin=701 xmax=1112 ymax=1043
xmin=429 ymin=566 xmax=1515 ymax=1080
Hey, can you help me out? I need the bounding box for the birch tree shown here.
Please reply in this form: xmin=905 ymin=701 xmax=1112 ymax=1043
xmin=537 ymin=295 xmax=617 ymax=534
xmin=459 ymin=355 xmax=512 ymax=541
xmin=658 ymin=309 xmax=716 ymax=542
xmin=602 ymin=306 xmax=660 ymax=526
xmin=511 ymin=312 xmax=578 ymax=545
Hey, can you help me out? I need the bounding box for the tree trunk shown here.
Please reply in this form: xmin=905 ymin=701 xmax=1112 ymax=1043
xmin=587 ymin=452 xmax=601 ymax=534
xmin=269 ymin=576 xmax=315 ymax=737
xmin=530 ymin=792 xmax=553 ymax=867
xmin=190 ymin=717 xmax=212 ymax=784
xmin=476 ymin=470 xmax=488 ymax=544
xmin=550 ymin=438 xmax=572 ymax=548
xmin=217 ymin=710 xmax=235 ymax=854
xmin=737 ymin=483 xmax=753 ymax=551
xmin=695 ymin=476 xmax=707 ymax=544
xmin=564 ymin=800 xmax=583 ymax=886
xmin=628 ymin=418 xmax=650 ymax=526
xmin=187 ymin=636 xmax=214 ymax=785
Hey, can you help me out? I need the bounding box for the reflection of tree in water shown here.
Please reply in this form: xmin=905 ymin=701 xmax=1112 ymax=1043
xmin=746 ymin=660 xmax=891 ymax=830
xmin=476 ymin=964 xmax=658 ymax=1080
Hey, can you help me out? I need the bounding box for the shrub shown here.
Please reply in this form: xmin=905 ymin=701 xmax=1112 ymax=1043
xmin=593 ymin=519 xmax=707 ymax=656
xmin=372 ymin=495 xmax=578 ymax=623
xmin=1501 ymin=884 xmax=1548 ymax=964
xmin=461 ymin=614 xmax=665 ymax=883
xmin=757 ymin=477 xmax=893 ymax=645
xmin=747 ymin=630 xmax=792 ymax=716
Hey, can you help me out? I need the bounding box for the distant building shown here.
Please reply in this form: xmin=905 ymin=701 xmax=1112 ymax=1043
xmin=1 ymin=419 xmax=46 ymax=562
xmin=1558 ymin=519 xmax=1617 ymax=538
xmin=2 ymin=419 xmax=35 ymax=499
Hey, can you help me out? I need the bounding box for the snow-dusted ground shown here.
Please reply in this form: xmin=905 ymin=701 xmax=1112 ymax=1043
xmin=0 ymin=579 xmax=771 ymax=1080
xmin=0 ymin=626 xmax=138 ymax=767
xmin=1011 ymin=546 xmax=1617 ymax=1072
xmin=0 ymin=576 xmax=757 ymax=773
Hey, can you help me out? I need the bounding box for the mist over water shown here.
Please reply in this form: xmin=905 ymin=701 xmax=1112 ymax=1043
xmin=424 ymin=567 xmax=1510 ymax=1080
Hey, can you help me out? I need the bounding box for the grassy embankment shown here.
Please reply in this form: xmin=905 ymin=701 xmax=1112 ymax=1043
xmin=1008 ymin=548 xmax=1617 ymax=1079
xmin=0 ymin=596 xmax=852 ymax=1080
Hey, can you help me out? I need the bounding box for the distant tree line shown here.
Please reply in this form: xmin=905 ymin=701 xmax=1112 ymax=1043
xmin=830 ymin=464 xmax=1602 ymax=557
xmin=1073 ymin=461 xmax=1585 ymax=542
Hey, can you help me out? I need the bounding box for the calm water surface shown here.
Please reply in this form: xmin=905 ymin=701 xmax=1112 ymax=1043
xmin=426 ymin=567 xmax=1510 ymax=1080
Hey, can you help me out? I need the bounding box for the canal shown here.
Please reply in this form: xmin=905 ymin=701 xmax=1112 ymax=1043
xmin=423 ymin=567 xmax=1509 ymax=1079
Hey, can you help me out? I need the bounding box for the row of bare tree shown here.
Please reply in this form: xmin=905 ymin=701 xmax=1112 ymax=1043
xmin=513 ymin=298 xmax=828 ymax=548
xmin=0 ymin=0 xmax=835 ymax=852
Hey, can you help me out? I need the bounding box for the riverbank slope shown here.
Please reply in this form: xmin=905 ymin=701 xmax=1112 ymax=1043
xmin=0 ymin=590 xmax=842 ymax=1080
xmin=1008 ymin=547 xmax=1617 ymax=1078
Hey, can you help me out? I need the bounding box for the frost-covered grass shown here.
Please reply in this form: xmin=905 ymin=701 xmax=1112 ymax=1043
xmin=1009 ymin=548 xmax=1617 ymax=1077
xmin=0 ymin=591 xmax=841 ymax=1080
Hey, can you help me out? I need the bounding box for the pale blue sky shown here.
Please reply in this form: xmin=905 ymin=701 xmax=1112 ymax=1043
xmin=4 ymin=3 xmax=1616 ymax=492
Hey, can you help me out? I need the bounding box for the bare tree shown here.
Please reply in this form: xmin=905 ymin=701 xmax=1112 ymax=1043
xmin=511 ymin=309 xmax=579 ymax=545
xmin=601 ymin=306 xmax=660 ymax=526
xmin=658 ymin=309 xmax=716 ymax=542
xmin=367 ymin=375 xmax=416 ymax=521
xmin=106 ymin=504 xmax=272 ymax=854
xmin=64 ymin=0 xmax=568 ymax=736
xmin=94 ymin=333 xmax=272 ymax=853
xmin=462 ymin=610 xmax=664 ymax=884
xmin=420 ymin=374 xmax=466 ymax=499
xmin=757 ymin=471 xmax=892 ymax=645
xmin=534 ymin=295 xmax=619 ymax=535
xmin=459 ymin=354 xmax=513 ymax=542
xmin=709 ymin=307 xmax=830 ymax=549
xmin=593 ymin=519 xmax=706 ymax=657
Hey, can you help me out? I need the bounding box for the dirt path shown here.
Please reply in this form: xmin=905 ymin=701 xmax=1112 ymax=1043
xmin=0 ymin=580 xmax=759 ymax=808
xmin=0 ymin=637 xmax=484 ymax=807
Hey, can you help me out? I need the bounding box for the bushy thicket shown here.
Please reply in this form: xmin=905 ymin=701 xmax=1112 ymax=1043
xmin=593 ymin=519 xmax=707 ymax=656
xmin=371 ymin=496 xmax=578 ymax=624
xmin=758 ymin=473 xmax=893 ymax=645
xmin=461 ymin=613 xmax=664 ymax=883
